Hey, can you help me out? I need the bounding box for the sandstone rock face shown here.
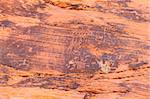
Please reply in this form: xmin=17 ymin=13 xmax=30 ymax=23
xmin=0 ymin=0 xmax=149 ymax=98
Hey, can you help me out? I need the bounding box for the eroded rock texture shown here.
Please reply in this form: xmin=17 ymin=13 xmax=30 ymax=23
xmin=0 ymin=0 xmax=149 ymax=98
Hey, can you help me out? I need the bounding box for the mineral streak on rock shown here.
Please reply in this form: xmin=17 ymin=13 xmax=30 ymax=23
xmin=0 ymin=75 xmax=9 ymax=84
xmin=129 ymin=61 xmax=148 ymax=70
xmin=0 ymin=20 xmax=15 ymax=28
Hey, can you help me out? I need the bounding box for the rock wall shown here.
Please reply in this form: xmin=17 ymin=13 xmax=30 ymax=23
xmin=0 ymin=0 xmax=149 ymax=98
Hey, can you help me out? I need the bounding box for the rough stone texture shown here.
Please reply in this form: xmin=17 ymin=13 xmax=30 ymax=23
xmin=0 ymin=0 xmax=149 ymax=98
